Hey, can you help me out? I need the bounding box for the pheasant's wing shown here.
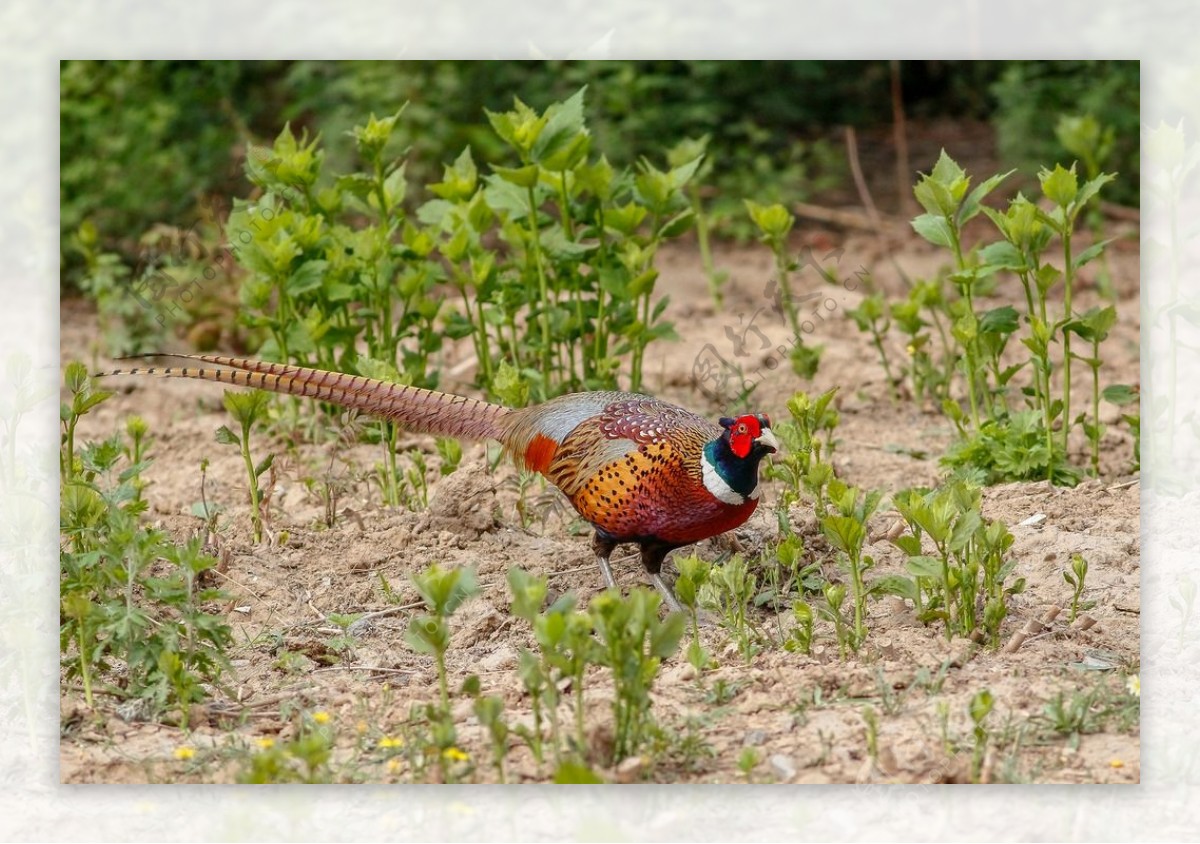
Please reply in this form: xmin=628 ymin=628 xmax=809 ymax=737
xmin=544 ymin=395 xmax=720 ymax=498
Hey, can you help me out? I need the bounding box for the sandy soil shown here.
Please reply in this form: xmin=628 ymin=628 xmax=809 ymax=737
xmin=59 ymin=220 xmax=1141 ymax=784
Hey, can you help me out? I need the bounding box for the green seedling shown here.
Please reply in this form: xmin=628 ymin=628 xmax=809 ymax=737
xmin=891 ymin=479 xmax=1021 ymax=645
xmin=700 ymin=554 xmax=760 ymax=661
xmin=969 ymin=688 xmax=995 ymax=782
xmin=737 ymin=746 xmax=762 ymax=781
xmin=1063 ymin=306 xmax=1117 ymax=476
xmin=588 ymin=587 xmax=685 ymax=763
xmin=1063 ymin=553 xmax=1091 ymax=622
xmin=745 ymin=199 xmax=823 ymax=378
xmin=216 ymin=389 xmax=274 ymax=543
xmin=60 ymin=362 xmax=113 ymax=484
xmin=670 ymin=135 xmax=729 ymax=306
xmin=821 ymin=479 xmax=884 ymax=650
xmin=673 ymin=553 xmax=714 ymax=674
xmin=404 ymin=562 xmax=480 ymax=783
xmin=785 ymin=600 xmax=814 ymax=655
xmin=847 ymin=291 xmax=898 ymax=399
xmin=818 ymin=582 xmax=851 ymax=660
xmin=766 ymin=387 xmax=839 ymax=521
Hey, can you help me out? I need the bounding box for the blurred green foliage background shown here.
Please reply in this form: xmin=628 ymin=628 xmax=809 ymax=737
xmin=60 ymin=60 xmax=1138 ymax=285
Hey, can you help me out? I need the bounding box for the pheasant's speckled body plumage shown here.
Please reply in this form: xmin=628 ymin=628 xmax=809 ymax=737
xmin=512 ymin=393 xmax=756 ymax=549
xmin=104 ymin=354 xmax=779 ymax=610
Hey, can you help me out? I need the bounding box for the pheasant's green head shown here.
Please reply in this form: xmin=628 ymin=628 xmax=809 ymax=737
xmin=701 ymin=414 xmax=778 ymax=505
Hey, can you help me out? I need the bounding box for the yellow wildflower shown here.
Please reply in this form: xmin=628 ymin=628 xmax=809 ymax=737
xmin=378 ymin=736 xmax=403 ymax=749
xmin=174 ymin=745 xmax=195 ymax=761
xmin=1126 ymin=675 xmax=1140 ymax=698
xmin=442 ymin=746 xmax=469 ymax=763
xmin=387 ymin=758 xmax=402 ymax=773
xmin=312 ymin=710 xmax=331 ymax=724
xmin=1110 ymin=759 xmax=1125 ymax=768
xmin=256 ymin=737 xmax=275 ymax=750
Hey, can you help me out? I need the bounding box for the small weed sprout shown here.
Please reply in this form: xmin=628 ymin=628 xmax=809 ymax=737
xmin=891 ymin=480 xmax=1021 ymax=645
xmin=969 ymin=688 xmax=995 ymax=782
xmin=589 ymin=588 xmax=685 ymax=763
xmin=820 ymin=480 xmax=884 ymax=650
xmin=1063 ymin=553 xmax=1091 ymax=622
xmin=673 ymin=553 xmax=713 ymax=674
xmin=745 ymin=200 xmax=823 ymax=378
xmin=215 ymin=389 xmax=273 ymax=543
xmin=404 ymin=563 xmax=480 ymax=781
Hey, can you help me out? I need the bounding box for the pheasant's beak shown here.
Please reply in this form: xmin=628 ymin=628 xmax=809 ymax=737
xmin=756 ymin=428 xmax=780 ymax=454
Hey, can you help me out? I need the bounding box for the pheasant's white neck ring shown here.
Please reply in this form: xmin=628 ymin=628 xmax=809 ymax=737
xmin=702 ymin=451 xmax=757 ymax=505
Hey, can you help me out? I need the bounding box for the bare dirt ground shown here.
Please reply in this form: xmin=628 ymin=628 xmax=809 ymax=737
xmin=59 ymin=215 xmax=1141 ymax=784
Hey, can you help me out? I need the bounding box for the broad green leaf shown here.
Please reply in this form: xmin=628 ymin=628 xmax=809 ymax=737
xmin=906 ymin=555 xmax=944 ymax=580
xmin=1039 ymin=163 xmax=1078 ymax=208
xmin=960 ymin=169 xmax=1014 ymax=223
xmin=658 ymin=208 xmax=696 ymax=238
xmin=976 ymin=240 xmax=1026 ymax=271
xmin=870 ymin=574 xmax=919 ymax=601
xmin=911 ymin=213 xmax=954 ymax=248
xmin=1102 ymin=384 xmax=1138 ymax=405
xmin=1069 ymin=238 xmax=1109 ymax=273
xmin=930 ymin=149 xmax=966 ymax=190
xmin=491 ymin=164 xmax=540 ymax=189
xmin=1074 ymin=172 xmax=1117 ymax=211
xmin=979 ymin=306 xmax=1020 ymax=336
xmin=744 ymin=200 xmax=794 ymax=240
xmin=531 ymin=86 xmax=589 ymax=169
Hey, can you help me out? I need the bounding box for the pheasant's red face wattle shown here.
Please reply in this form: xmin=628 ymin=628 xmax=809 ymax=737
xmin=724 ymin=414 xmax=764 ymax=458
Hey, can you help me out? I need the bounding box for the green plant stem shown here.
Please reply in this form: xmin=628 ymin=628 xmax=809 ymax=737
xmin=963 ymin=341 xmax=982 ymax=431
xmin=434 ymin=649 xmax=450 ymax=714
xmin=238 ymin=425 xmax=263 ymax=543
xmin=77 ymin=630 xmax=93 ymax=707
xmin=1091 ymin=339 xmax=1102 ymax=475
xmin=524 ymin=185 xmax=552 ymax=385
xmin=632 ymin=289 xmax=653 ymax=391
xmin=1061 ymin=227 xmax=1074 ymax=457
xmin=949 ymin=225 xmax=983 ymax=430
xmin=774 ymin=243 xmax=800 ymax=338
xmin=574 ymin=668 xmax=587 ymax=754
xmin=383 ymin=423 xmax=400 ymax=507
xmin=869 ymin=324 xmax=898 ymax=399
xmin=64 ymin=415 xmax=78 ymax=481
xmin=848 ymin=553 xmax=867 ymax=646
xmin=592 ymin=209 xmax=611 ymax=374
xmin=557 ymin=170 xmax=574 ymax=238
xmin=937 ymin=543 xmax=954 ymax=640
xmin=1042 ymin=361 xmax=1055 ymax=482
xmin=1018 ymin=271 xmax=1037 ymax=326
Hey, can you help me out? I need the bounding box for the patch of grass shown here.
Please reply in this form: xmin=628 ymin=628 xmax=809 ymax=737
xmin=848 ymin=150 xmax=1134 ymax=485
xmin=60 ymin=363 xmax=232 ymax=722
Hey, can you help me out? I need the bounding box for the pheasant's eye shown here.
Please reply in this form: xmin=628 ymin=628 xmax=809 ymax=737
xmin=736 ymin=423 xmax=747 ymax=434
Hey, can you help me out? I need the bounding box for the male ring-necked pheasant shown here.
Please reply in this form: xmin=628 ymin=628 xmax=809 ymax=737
xmin=104 ymin=354 xmax=779 ymax=611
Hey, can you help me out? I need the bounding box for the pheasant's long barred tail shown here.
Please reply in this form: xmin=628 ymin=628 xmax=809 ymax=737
xmin=105 ymin=353 xmax=512 ymax=442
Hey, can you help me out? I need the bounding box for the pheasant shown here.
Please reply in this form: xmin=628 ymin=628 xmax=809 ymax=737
xmin=102 ymin=354 xmax=779 ymax=611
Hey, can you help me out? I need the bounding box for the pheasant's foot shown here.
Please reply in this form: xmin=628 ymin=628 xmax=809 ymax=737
xmin=597 ymin=555 xmax=617 ymax=590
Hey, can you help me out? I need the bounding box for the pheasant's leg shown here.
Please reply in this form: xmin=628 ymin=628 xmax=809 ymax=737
xmin=640 ymin=541 xmax=685 ymax=614
xmin=650 ymin=573 xmax=685 ymax=614
xmin=592 ymin=531 xmax=619 ymax=590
